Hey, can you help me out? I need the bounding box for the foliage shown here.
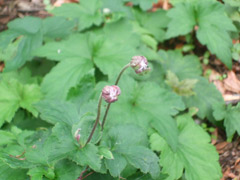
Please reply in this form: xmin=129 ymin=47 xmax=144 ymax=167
xmin=0 ymin=0 xmax=239 ymax=179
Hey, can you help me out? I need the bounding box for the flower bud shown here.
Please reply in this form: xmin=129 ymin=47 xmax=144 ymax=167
xmin=102 ymin=85 xmax=121 ymax=103
xmin=74 ymin=128 xmax=81 ymax=142
xmin=130 ymin=56 xmax=151 ymax=74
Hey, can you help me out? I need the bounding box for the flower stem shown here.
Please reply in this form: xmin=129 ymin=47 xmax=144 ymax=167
xmin=101 ymin=63 xmax=130 ymax=130
xmin=86 ymin=93 xmax=102 ymax=145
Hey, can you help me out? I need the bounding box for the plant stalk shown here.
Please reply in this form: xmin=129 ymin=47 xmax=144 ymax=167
xmin=85 ymin=93 xmax=102 ymax=145
xmin=101 ymin=63 xmax=130 ymax=130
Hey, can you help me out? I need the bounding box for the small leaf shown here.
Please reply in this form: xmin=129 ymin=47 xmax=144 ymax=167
xmin=99 ymin=147 xmax=114 ymax=159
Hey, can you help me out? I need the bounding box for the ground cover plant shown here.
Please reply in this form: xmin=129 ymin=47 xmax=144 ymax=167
xmin=0 ymin=0 xmax=240 ymax=179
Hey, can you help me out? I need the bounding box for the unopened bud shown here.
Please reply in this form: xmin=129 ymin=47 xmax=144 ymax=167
xmin=130 ymin=56 xmax=151 ymax=74
xmin=74 ymin=128 xmax=81 ymax=142
xmin=102 ymin=85 xmax=121 ymax=103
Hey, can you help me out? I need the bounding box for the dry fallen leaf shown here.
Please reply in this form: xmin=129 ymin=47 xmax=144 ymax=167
xmin=223 ymin=71 xmax=240 ymax=94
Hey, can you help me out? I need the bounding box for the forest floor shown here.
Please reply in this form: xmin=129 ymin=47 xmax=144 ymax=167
xmin=1 ymin=0 xmax=240 ymax=179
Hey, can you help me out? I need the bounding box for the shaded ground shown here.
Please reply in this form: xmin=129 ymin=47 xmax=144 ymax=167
xmin=1 ymin=0 xmax=240 ymax=179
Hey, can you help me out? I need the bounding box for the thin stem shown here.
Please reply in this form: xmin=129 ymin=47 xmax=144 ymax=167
xmin=85 ymin=93 xmax=102 ymax=145
xmin=101 ymin=63 xmax=130 ymax=130
xmin=115 ymin=63 xmax=130 ymax=85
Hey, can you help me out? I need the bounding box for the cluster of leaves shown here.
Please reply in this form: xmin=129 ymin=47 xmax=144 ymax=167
xmin=0 ymin=0 xmax=239 ymax=179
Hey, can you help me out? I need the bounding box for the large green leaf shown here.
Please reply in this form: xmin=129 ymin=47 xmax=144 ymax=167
xmin=106 ymin=76 xmax=185 ymax=150
xmin=166 ymin=3 xmax=195 ymax=38
xmin=41 ymin=58 xmax=93 ymax=100
xmin=183 ymin=77 xmax=224 ymax=119
xmin=0 ymin=78 xmax=42 ymax=127
xmin=0 ymin=161 xmax=28 ymax=180
xmin=166 ymin=1 xmax=236 ymax=68
xmin=133 ymin=9 xmax=169 ymax=42
xmin=104 ymin=124 xmax=160 ymax=179
xmin=213 ymin=103 xmax=240 ymax=138
xmin=69 ymin=144 xmax=101 ymax=171
xmin=158 ymin=50 xmax=202 ymax=79
xmin=150 ymin=111 xmax=222 ymax=180
xmin=55 ymin=159 xmax=83 ymax=180
xmin=51 ymin=0 xmax=103 ymax=31
xmin=35 ymin=100 xmax=80 ymax=125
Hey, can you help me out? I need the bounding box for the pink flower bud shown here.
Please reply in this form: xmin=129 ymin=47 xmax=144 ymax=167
xmin=74 ymin=128 xmax=81 ymax=142
xmin=130 ymin=56 xmax=151 ymax=74
xmin=102 ymin=85 xmax=121 ymax=103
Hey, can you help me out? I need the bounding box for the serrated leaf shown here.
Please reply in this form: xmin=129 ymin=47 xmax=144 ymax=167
xmin=213 ymin=103 xmax=240 ymax=138
xmin=69 ymin=144 xmax=101 ymax=171
xmin=104 ymin=124 xmax=160 ymax=179
xmin=55 ymin=159 xmax=83 ymax=180
xmin=133 ymin=9 xmax=169 ymax=42
xmin=42 ymin=58 xmax=93 ymax=100
xmin=3 ymin=17 xmax=43 ymax=71
xmin=150 ymin=112 xmax=222 ymax=180
xmin=159 ymin=50 xmax=202 ymax=79
xmin=27 ymin=167 xmax=55 ymax=180
xmin=35 ymin=32 xmax=136 ymax=99
xmin=183 ymin=77 xmax=224 ymax=119
xmin=35 ymin=100 xmax=80 ymax=125
xmin=166 ymin=3 xmax=195 ymax=38
xmin=121 ymin=146 xmax=160 ymax=179
xmin=106 ymin=77 xmax=185 ymax=150
xmin=166 ymin=1 xmax=236 ymax=68
xmin=0 ymin=79 xmax=42 ymax=127
xmin=51 ymin=0 xmax=103 ymax=31
xmin=43 ymin=16 xmax=75 ymax=38
xmin=0 ymin=161 xmax=28 ymax=180
xmin=99 ymin=147 xmax=114 ymax=159
xmin=0 ymin=130 xmax=16 ymax=146
xmin=105 ymin=152 xmax=127 ymax=177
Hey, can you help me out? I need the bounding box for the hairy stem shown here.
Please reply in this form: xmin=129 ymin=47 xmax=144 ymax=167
xmin=86 ymin=93 xmax=102 ymax=145
xmin=101 ymin=63 xmax=130 ymax=130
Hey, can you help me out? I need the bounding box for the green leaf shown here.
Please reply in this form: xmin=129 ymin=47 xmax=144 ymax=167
xmin=99 ymin=147 xmax=114 ymax=159
xmin=43 ymin=16 xmax=75 ymax=38
xmin=166 ymin=1 xmax=236 ymax=68
xmin=0 ymin=130 xmax=16 ymax=146
xmin=133 ymin=9 xmax=169 ymax=42
xmin=165 ymin=71 xmax=198 ymax=96
xmin=213 ymin=103 xmax=240 ymax=138
xmin=27 ymin=167 xmax=55 ymax=180
xmin=166 ymin=3 xmax=195 ymax=38
xmin=159 ymin=50 xmax=202 ymax=79
xmin=0 ymin=79 xmax=42 ymax=127
xmin=104 ymin=124 xmax=160 ymax=179
xmin=0 ymin=161 xmax=28 ymax=180
xmin=8 ymin=16 xmax=42 ymax=35
xmin=183 ymin=77 xmax=225 ymax=119
xmin=106 ymin=77 xmax=185 ymax=150
xmin=69 ymin=144 xmax=101 ymax=171
xmin=35 ymin=32 xmax=136 ymax=99
xmin=3 ymin=16 xmax=43 ymax=71
xmin=150 ymin=111 xmax=222 ymax=180
xmin=121 ymin=146 xmax=160 ymax=179
xmin=41 ymin=58 xmax=93 ymax=100
xmin=123 ymin=0 xmax=158 ymax=11
xmin=51 ymin=0 xmax=103 ymax=31
xmin=105 ymin=152 xmax=127 ymax=177
xmin=55 ymin=159 xmax=83 ymax=180
xmin=35 ymin=100 xmax=80 ymax=125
